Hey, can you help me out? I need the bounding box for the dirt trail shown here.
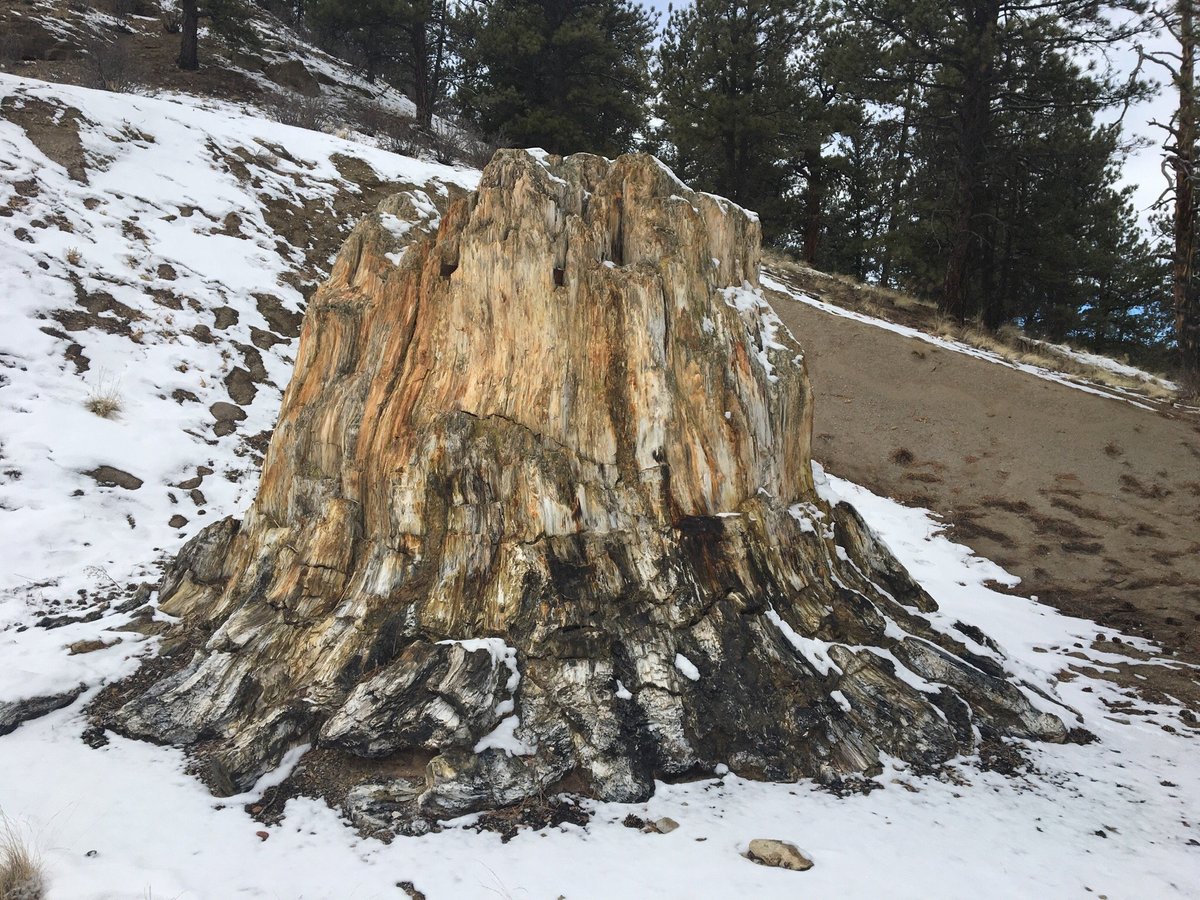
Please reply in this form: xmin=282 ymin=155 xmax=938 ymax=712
xmin=765 ymin=276 xmax=1200 ymax=667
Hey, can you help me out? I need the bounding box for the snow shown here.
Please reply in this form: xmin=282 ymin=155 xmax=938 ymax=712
xmin=762 ymin=272 xmax=1165 ymax=410
xmin=722 ymin=282 xmax=793 ymax=383
xmin=0 ymin=74 xmax=1197 ymax=900
xmin=1031 ymin=338 xmax=1180 ymax=391
xmin=1 ymin=464 xmax=1196 ymax=897
xmin=0 ymin=73 xmax=476 ymax=702
xmin=766 ymin=608 xmax=842 ymax=677
xmin=473 ymin=715 xmax=536 ymax=757
xmin=674 ymin=652 xmax=701 ymax=681
xmin=438 ymin=639 xmax=532 ymax=756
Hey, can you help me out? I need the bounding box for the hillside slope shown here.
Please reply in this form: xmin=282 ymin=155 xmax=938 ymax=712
xmin=0 ymin=75 xmax=1198 ymax=900
xmin=0 ymin=74 xmax=475 ymax=700
xmin=764 ymin=265 xmax=1200 ymax=668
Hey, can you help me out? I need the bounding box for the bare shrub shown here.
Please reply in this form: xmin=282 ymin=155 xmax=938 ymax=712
xmin=0 ymin=816 xmax=45 ymax=900
xmin=65 ymin=247 xmax=82 ymax=267
xmin=264 ymin=93 xmax=335 ymax=132
xmin=85 ymin=36 xmax=132 ymax=92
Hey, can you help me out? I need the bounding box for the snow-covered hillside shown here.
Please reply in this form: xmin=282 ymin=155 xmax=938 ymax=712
xmin=0 ymin=73 xmax=476 ymax=697
xmin=1 ymin=74 xmax=1198 ymax=900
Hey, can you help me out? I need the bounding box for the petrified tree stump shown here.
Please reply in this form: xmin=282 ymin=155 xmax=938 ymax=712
xmin=109 ymin=150 xmax=1064 ymax=824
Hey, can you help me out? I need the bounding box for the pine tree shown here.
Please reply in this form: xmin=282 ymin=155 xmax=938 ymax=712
xmin=456 ymin=0 xmax=656 ymax=156
xmin=1141 ymin=0 xmax=1200 ymax=383
xmin=843 ymin=0 xmax=1149 ymax=323
xmin=306 ymin=0 xmax=407 ymax=84
xmin=654 ymin=0 xmax=811 ymax=238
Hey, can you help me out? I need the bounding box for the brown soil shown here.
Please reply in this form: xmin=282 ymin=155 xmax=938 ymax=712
xmin=764 ymin=272 xmax=1200 ymax=678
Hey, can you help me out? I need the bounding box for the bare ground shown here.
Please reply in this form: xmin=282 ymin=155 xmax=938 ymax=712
xmin=763 ymin=271 xmax=1200 ymax=701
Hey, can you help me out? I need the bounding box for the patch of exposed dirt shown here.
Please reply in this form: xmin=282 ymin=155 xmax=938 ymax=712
xmin=765 ymin=269 xmax=1200 ymax=700
xmin=0 ymin=93 xmax=89 ymax=181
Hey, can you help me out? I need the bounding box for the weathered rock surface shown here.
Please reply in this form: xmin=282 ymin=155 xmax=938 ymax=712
xmin=1 ymin=685 xmax=85 ymax=736
xmin=105 ymin=150 xmax=1065 ymax=824
xmin=747 ymin=838 xmax=814 ymax=871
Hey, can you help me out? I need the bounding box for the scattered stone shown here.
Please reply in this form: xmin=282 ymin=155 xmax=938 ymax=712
xmin=114 ymin=585 xmax=153 ymax=613
xmin=67 ymin=638 xmax=118 ymax=655
xmin=256 ymin=830 xmax=269 ymax=841
xmin=652 ymin=817 xmax=680 ymax=834
xmin=82 ymin=725 xmax=109 ymax=748
xmin=0 ymin=685 xmax=86 ymax=736
xmin=189 ymin=323 xmax=214 ymax=343
xmin=169 ymin=514 xmax=189 ymax=529
xmin=397 ymin=882 xmax=427 ymax=900
xmin=266 ymin=59 xmax=320 ymax=96
xmin=210 ymin=401 xmax=246 ymax=436
xmin=84 ymin=466 xmax=143 ymax=490
xmin=213 ymin=306 xmax=240 ymax=330
xmin=1066 ymin=727 xmax=1099 ymax=745
xmin=172 ymin=388 xmax=199 ymax=404
xmin=746 ymin=839 xmax=814 ymax=872
xmin=250 ymin=326 xmax=284 ymax=350
xmin=37 ymin=609 xmax=104 ymax=629
xmin=224 ymin=366 xmax=257 ymax=405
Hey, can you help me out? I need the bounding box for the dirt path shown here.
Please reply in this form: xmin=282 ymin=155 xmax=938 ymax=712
xmin=765 ymin=277 xmax=1200 ymax=667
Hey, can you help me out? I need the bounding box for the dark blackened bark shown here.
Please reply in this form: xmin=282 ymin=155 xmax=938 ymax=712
xmin=1174 ymin=0 xmax=1200 ymax=381
xmin=940 ymin=0 xmax=1000 ymax=324
xmin=802 ymin=147 xmax=823 ymax=265
xmin=178 ymin=0 xmax=200 ymax=70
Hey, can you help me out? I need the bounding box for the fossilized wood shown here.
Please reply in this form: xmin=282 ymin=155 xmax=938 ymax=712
xmin=108 ymin=151 xmax=1065 ymax=823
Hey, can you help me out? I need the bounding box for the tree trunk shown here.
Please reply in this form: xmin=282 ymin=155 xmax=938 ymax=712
xmin=1174 ymin=0 xmax=1200 ymax=382
xmin=881 ymin=81 xmax=916 ymax=288
xmin=104 ymin=152 xmax=1066 ymax=832
xmin=411 ymin=22 xmax=432 ymax=129
xmin=802 ymin=147 xmax=823 ymax=266
xmin=940 ymin=0 xmax=1000 ymax=324
xmin=178 ymin=0 xmax=199 ymax=71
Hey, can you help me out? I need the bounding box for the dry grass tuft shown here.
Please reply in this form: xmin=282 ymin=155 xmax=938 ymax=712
xmin=64 ymin=247 xmax=82 ymax=267
xmin=85 ymin=371 xmax=123 ymax=419
xmin=1 ymin=816 xmax=45 ymax=900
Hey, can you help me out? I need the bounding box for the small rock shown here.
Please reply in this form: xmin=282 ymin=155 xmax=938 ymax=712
xmin=67 ymin=638 xmax=117 ymax=655
xmin=85 ymin=849 xmax=98 ymax=858
xmin=256 ymin=830 xmax=269 ymax=841
xmin=210 ymin=401 xmax=246 ymax=423
xmin=746 ymin=839 xmax=813 ymax=872
xmin=84 ymin=466 xmax=143 ymax=490
xmin=169 ymin=514 xmax=188 ymax=528
xmin=0 ymin=685 xmax=86 ymax=736
xmin=652 ymin=817 xmax=679 ymax=834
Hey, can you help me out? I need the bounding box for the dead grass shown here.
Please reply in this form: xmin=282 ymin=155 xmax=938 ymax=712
xmin=85 ymin=371 xmax=122 ymax=418
xmin=762 ymin=251 xmax=1179 ymax=402
xmin=1 ymin=816 xmax=45 ymax=900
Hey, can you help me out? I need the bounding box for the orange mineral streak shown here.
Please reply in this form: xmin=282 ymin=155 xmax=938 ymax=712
xmin=240 ymin=151 xmax=811 ymax=637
